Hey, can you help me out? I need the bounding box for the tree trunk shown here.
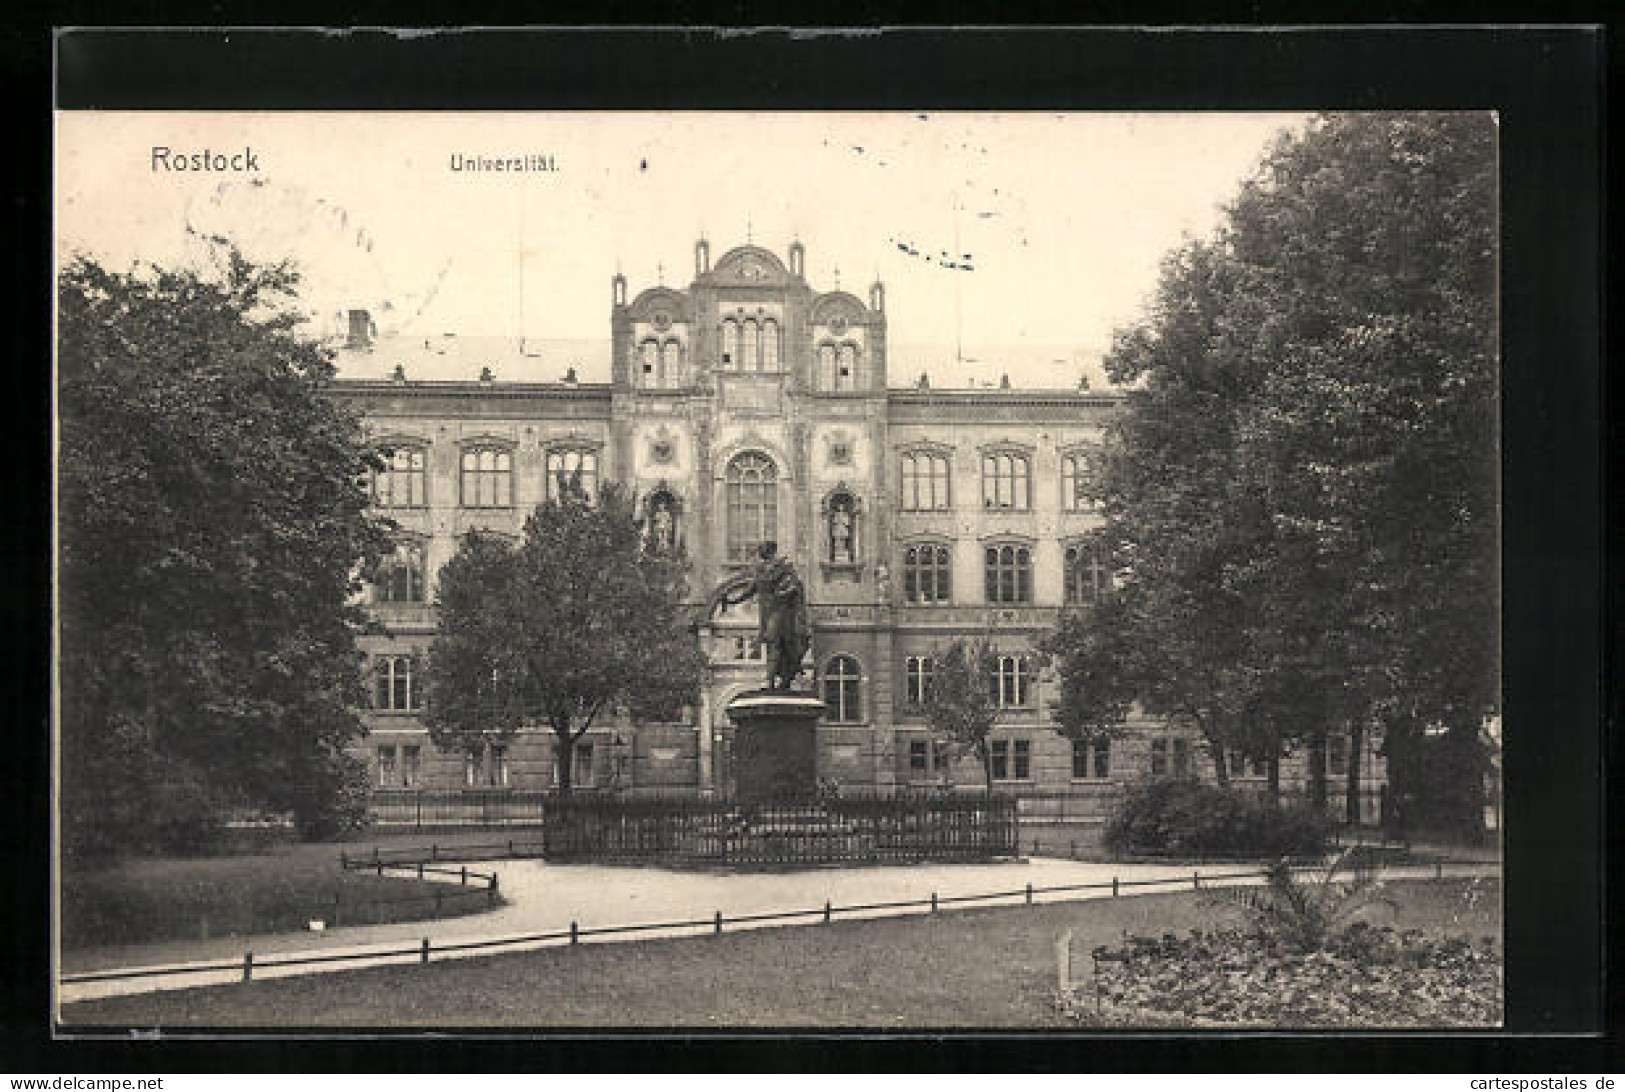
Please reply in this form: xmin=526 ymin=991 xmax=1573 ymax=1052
xmin=979 ymin=741 xmax=994 ymax=795
xmin=1345 ymin=719 xmax=1365 ymax=826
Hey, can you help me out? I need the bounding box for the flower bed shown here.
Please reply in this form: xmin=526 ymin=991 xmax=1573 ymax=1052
xmin=1058 ymin=923 xmax=1502 ymax=1028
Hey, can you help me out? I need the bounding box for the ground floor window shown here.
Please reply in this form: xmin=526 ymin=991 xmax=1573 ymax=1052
xmin=1328 ymin=735 xmax=1349 ymax=777
xmin=1071 ymin=737 xmax=1110 ymax=779
xmin=907 ymin=738 xmax=952 ymax=778
xmin=464 ymin=741 xmax=510 ymax=787
xmin=990 ymin=738 xmax=1032 ymax=781
xmin=1150 ymin=736 xmax=1192 ymax=777
xmin=378 ymin=742 xmax=422 ymax=786
xmin=573 ymin=741 xmax=595 ymax=787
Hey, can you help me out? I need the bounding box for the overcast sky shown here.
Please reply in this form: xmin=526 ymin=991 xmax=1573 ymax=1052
xmin=56 ymin=111 xmax=1308 ymax=387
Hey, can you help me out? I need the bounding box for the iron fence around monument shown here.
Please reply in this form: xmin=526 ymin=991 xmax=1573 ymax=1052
xmin=540 ymin=793 xmax=1020 ymax=865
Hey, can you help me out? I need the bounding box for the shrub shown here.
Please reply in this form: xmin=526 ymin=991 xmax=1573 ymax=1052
xmin=290 ymin=752 xmax=373 ymax=842
xmin=1105 ymin=777 xmax=1333 ymax=858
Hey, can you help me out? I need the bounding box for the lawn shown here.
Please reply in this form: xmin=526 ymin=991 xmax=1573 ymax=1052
xmin=60 ymin=832 xmax=510 ymax=949
xmin=59 ymin=877 xmax=1498 ymax=1029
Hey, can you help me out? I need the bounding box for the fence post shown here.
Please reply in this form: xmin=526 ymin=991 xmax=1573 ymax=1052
xmin=1435 ymin=861 xmax=1443 ymax=882
xmin=376 ymin=860 xmax=383 ymax=878
xmin=508 ymin=839 xmax=514 ymax=857
xmin=461 ymin=865 xmax=468 ymax=886
xmin=421 ymin=937 xmax=431 ymax=964
xmin=1193 ymin=871 xmax=1201 ymax=891
xmin=431 ymin=844 xmax=438 ymax=862
xmin=488 ymin=875 xmax=498 ymax=908
xmin=570 ymin=920 xmax=579 ymax=945
xmin=824 ymin=900 xmax=832 ymax=924
xmin=1026 ymin=882 xmax=1033 ymax=906
xmin=714 ymin=910 xmax=723 ymax=935
xmin=340 ymin=850 xmax=348 ymax=869
xmin=1069 ymin=840 xmax=1076 ymax=858
xmin=243 ymin=951 xmax=253 ymax=983
xmin=417 ymin=862 xmax=424 ymax=880
xmin=1112 ymin=876 xmax=1119 ymax=898
xmin=930 ymin=892 xmax=938 ymax=914
xmin=333 ymin=892 xmax=342 ymax=927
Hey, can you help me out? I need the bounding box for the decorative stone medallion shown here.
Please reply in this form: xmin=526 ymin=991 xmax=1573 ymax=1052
xmin=652 ymin=311 xmax=673 ymax=332
xmin=829 ymin=315 xmax=849 ymax=335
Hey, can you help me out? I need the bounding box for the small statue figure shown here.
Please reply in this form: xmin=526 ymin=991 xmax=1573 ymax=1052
xmin=650 ymin=499 xmax=675 ymax=554
xmin=830 ymin=504 xmax=854 ymax=563
xmin=710 ymin=541 xmax=812 ymax=690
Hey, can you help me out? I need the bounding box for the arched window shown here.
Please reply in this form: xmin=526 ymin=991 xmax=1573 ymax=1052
xmin=982 ymin=451 xmax=1031 ymax=510
xmin=1062 ymin=451 xmax=1101 ymax=511
xmin=546 ymin=447 xmax=598 ymax=501
xmin=826 ymin=491 xmax=858 ymax=564
xmin=661 ymin=339 xmax=684 ymax=385
xmin=835 ymin=344 xmax=858 ymax=390
xmin=818 ymin=343 xmax=837 ymax=389
xmin=901 ymin=451 xmax=950 ymax=511
xmin=639 ymin=339 xmax=660 ymax=383
xmin=373 ymin=445 xmax=426 ymax=508
xmin=725 ymin=452 xmax=777 ymax=562
xmin=903 ymin=543 xmax=952 ymax=604
xmin=987 ymin=654 xmax=1031 ymax=708
xmin=984 ymin=543 xmax=1032 ymax=603
xmin=646 ymin=489 xmax=680 ymax=555
xmin=378 ymin=540 xmax=426 ymax=603
xmin=761 ymin=319 xmax=779 ymax=368
xmin=460 ymin=447 xmax=513 ymax=508
xmin=742 ymin=320 xmax=760 ymax=371
xmin=823 ymin=655 xmax=862 ymax=723
xmin=1064 ymin=543 xmax=1110 ymax=605
xmin=721 ymin=319 xmax=740 ymax=369
xmin=374 ymin=654 xmax=420 ymax=711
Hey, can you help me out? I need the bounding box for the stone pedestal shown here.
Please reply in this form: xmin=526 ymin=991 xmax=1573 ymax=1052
xmin=724 ymin=689 xmax=826 ymax=802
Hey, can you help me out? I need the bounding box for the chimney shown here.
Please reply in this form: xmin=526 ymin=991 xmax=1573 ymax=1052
xmin=696 ymin=238 xmax=711 ymax=277
xmin=789 ymin=241 xmax=805 ymax=278
xmin=346 ymin=308 xmax=374 ymax=350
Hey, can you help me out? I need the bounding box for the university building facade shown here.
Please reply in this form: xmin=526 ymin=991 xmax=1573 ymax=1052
xmin=330 ymin=240 xmax=1382 ymax=814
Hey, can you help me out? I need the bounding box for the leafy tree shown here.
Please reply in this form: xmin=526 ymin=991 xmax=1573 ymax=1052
xmin=57 ymin=254 xmax=393 ymax=856
xmin=423 ymin=481 xmax=705 ymax=793
xmin=1053 ymin=113 xmax=1498 ymax=830
xmin=919 ymin=636 xmax=1004 ymax=793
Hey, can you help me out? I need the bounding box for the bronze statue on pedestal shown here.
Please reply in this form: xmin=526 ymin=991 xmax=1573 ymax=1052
xmin=710 ymin=541 xmax=811 ymax=690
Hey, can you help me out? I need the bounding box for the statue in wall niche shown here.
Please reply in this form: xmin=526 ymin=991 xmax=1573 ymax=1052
xmin=709 ymin=541 xmax=812 ymax=691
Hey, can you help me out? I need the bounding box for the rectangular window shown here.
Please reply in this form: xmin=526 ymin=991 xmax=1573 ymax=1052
xmin=375 ymin=655 xmax=419 ymax=712
xmin=901 ymin=453 xmax=950 ymax=511
xmin=981 ymin=452 xmax=1031 ymax=510
xmin=904 ymin=544 xmax=952 ymax=604
xmin=546 ymin=449 xmax=598 ymax=502
xmin=990 ymin=739 xmax=1009 ymax=781
xmin=909 ymin=740 xmax=928 ymax=773
xmin=904 ymin=655 xmax=935 ymax=706
xmin=1328 ymin=736 xmax=1349 ymax=777
xmin=989 ymin=655 xmax=1031 ymax=708
xmin=574 ymin=742 xmax=595 ymax=787
xmin=1072 ymin=738 xmax=1111 ymax=779
xmin=460 ymin=448 xmax=513 ymax=508
xmin=488 ymin=744 xmax=509 ymax=787
xmin=1012 ymin=739 xmax=1031 ymax=781
xmin=464 ymin=750 xmax=481 ymax=788
xmin=377 ymin=745 xmax=398 ymax=787
xmin=1150 ymin=737 xmax=1169 ymax=777
xmin=984 ymin=544 xmax=1033 ymax=604
xmin=402 ymin=745 xmax=421 ymax=788
xmin=374 ymin=447 xmax=426 ymax=508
